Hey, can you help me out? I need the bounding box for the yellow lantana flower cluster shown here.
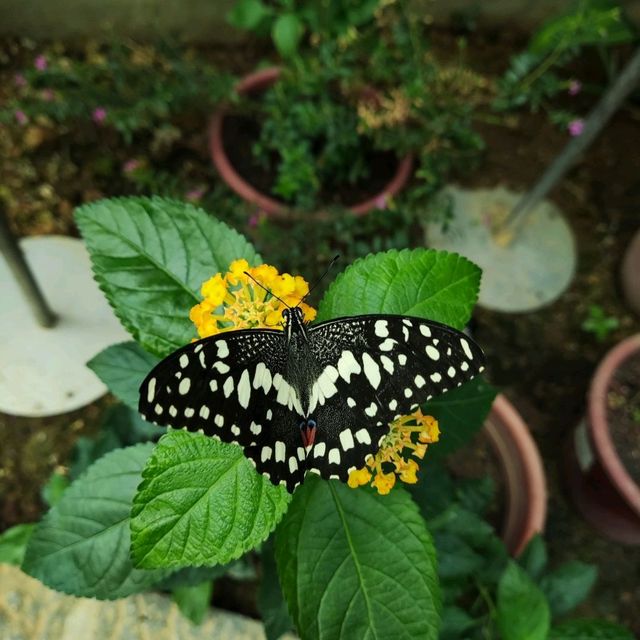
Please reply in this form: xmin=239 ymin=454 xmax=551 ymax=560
xmin=189 ymin=259 xmax=317 ymax=338
xmin=348 ymin=409 xmax=440 ymax=495
xmin=357 ymin=88 xmax=411 ymax=132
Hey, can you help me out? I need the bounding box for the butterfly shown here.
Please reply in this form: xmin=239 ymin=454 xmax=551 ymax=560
xmin=139 ymin=306 xmax=485 ymax=492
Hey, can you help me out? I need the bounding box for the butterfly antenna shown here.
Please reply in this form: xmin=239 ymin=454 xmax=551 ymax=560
xmin=243 ymin=271 xmax=291 ymax=307
xmin=298 ymin=255 xmax=340 ymax=306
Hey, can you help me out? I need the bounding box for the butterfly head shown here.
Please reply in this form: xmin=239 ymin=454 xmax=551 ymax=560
xmin=282 ymin=306 xmax=307 ymax=341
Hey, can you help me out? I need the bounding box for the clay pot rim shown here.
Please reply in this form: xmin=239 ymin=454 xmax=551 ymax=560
xmin=588 ymin=333 xmax=640 ymax=513
xmin=209 ymin=66 xmax=414 ymax=221
xmin=484 ymin=394 xmax=547 ymax=556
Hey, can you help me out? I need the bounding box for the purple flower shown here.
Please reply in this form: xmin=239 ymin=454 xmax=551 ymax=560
xmin=568 ymin=119 xmax=585 ymax=137
xmin=92 ymin=107 xmax=107 ymax=124
xmin=14 ymin=73 xmax=27 ymax=87
xmin=185 ymin=186 xmax=207 ymax=202
xmin=248 ymin=210 xmax=266 ymax=228
xmin=15 ymin=110 xmax=28 ymax=125
xmin=568 ymin=79 xmax=582 ymax=96
xmin=123 ymin=159 xmax=142 ymax=174
xmin=374 ymin=193 xmax=387 ymax=210
xmin=34 ymin=55 xmax=47 ymax=71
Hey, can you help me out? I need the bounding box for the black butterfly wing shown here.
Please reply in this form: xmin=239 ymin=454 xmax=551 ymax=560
xmin=305 ymin=314 xmax=486 ymax=480
xmin=138 ymin=329 xmax=306 ymax=490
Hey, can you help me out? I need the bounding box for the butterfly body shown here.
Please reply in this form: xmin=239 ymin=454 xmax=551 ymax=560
xmin=139 ymin=308 xmax=485 ymax=492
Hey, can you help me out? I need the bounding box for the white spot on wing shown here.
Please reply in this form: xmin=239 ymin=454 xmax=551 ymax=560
xmin=261 ymin=446 xmax=272 ymax=462
xmin=199 ymin=405 xmax=210 ymax=419
xmin=250 ymin=421 xmax=262 ymax=435
xmin=213 ymin=361 xmax=230 ymax=374
xmin=289 ymin=457 xmax=298 ymax=473
xmin=355 ymin=429 xmax=371 ymax=444
xmin=380 ymin=355 xmax=394 ymax=374
xmin=461 ymin=361 xmax=470 ymax=372
xmin=223 ymin=376 xmax=234 ymax=398
xmin=314 ymin=442 xmax=326 ymax=458
xmin=146 ymin=378 xmax=156 ymax=403
xmin=328 ymin=448 xmax=341 ymax=465
xmin=362 ymin=353 xmax=381 ymax=390
xmin=337 ymin=350 xmax=361 ymax=382
xmin=431 ymin=372 xmax=442 ymax=382
xmin=275 ymin=441 xmax=286 ymax=462
xmin=178 ymin=377 xmax=191 ymax=395
xmin=374 ymin=320 xmax=389 ymax=337
xmin=347 ymin=397 xmax=356 ymax=408
xmin=339 ymin=429 xmax=355 ymax=451
xmin=179 ymin=354 xmax=189 ymax=368
xmin=426 ymin=345 xmax=440 ymax=360
xmin=364 ymin=402 xmax=377 ymax=417
xmin=209 ymin=380 xmax=218 ymax=392
xmin=379 ymin=338 xmax=396 ymax=351
xmin=414 ymin=374 xmax=426 ymax=388
xmin=237 ymin=369 xmax=251 ymax=409
xmin=215 ymin=414 xmax=224 ymax=427
xmin=217 ymin=340 xmax=229 ymax=358
xmin=447 ymin=366 xmax=456 ymax=378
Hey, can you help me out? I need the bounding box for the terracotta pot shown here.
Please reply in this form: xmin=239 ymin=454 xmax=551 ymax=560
xmin=564 ymin=334 xmax=640 ymax=544
xmin=621 ymin=228 xmax=640 ymax=316
xmin=483 ymin=394 xmax=547 ymax=556
xmin=210 ymin=67 xmax=413 ymax=221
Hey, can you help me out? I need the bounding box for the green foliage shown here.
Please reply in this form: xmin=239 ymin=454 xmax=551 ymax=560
xmin=495 ymin=0 xmax=637 ymax=122
xmin=22 ymin=444 xmax=169 ymax=599
xmin=317 ymin=249 xmax=481 ymax=329
xmin=275 ymin=478 xmax=440 ymax=640
xmin=228 ymin=0 xmax=379 ymax=57
xmin=0 ymin=42 xmax=233 ymax=142
xmin=549 ymin=619 xmax=637 ymax=640
xmin=88 ymin=341 xmax=160 ymax=410
xmin=497 ymin=562 xmax=550 ymax=640
xmin=172 ymin=581 xmax=214 ymax=625
xmin=75 ymin=197 xmax=261 ymax=358
xmin=130 ymin=430 xmax=291 ymax=569
xmin=231 ymin=1 xmax=483 ymax=212
xmin=0 ymin=524 xmax=34 ymax=565
xmin=424 ymin=376 xmax=498 ymax=459
xmin=41 ymin=470 xmax=70 ymax=507
xmin=411 ymin=463 xmax=632 ymax=640
xmin=259 ymin=538 xmax=294 ymax=640
xmin=581 ymin=304 xmax=620 ymax=341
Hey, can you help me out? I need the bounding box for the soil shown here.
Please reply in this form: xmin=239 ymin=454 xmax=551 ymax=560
xmin=222 ymin=113 xmax=399 ymax=209
xmin=1 ymin=27 xmax=640 ymax=634
xmin=608 ymin=352 xmax=640 ymax=485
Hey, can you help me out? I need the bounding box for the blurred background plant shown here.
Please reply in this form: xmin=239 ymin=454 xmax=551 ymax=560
xmin=0 ymin=41 xmax=233 ymax=142
xmin=494 ymin=0 xmax=638 ymax=131
xmin=227 ymin=0 xmax=488 ymax=212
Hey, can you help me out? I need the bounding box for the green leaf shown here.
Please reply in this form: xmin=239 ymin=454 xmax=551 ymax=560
xmin=69 ymin=404 xmax=160 ymax=480
xmin=157 ymin=564 xmax=230 ymax=590
xmin=227 ymin=0 xmax=272 ymax=30
xmin=408 ymin=460 xmax=455 ymax=519
xmin=540 ymin=561 xmax=597 ymax=617
xmin=549 ymin=619 xmax=635 ymax=640
xmin=130 ymin=430 xmax=291 ymax=569
xmin=272 ymin=14 xmax=304 ymax=58
xmin=259 ymin=537 xmax=293 ymax=640
xmin=424 ymin=376 xmax=497 ymax=459
xmin=497 ymin=561 xmax=550 ymax=640
xmin=88 ymin=341 xmax=160 ymax=410
xmin=22 ymin=444 xmax=168 ymax=599
xmin=440 ymin=606 xmax=477 ymax=640
xmin=518 ymin=534 xmax=548 ymax=581
xmin=275 ymin=478 xmax=441 ymax=640
xmin=75 ymin=196 xmax=260 ymax=358
xmin=172 ymin=581 xmax=214 ymax=626
xmin=41 ymin=470 xmax=70 ymax=507
xmin=318 ymin=249 xmax=481 ymax=329
xmin=0 ymin=524 xmax=34 ymax=565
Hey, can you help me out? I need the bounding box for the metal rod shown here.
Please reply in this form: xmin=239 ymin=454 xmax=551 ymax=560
xmin=0 ymin=204 xmax=58 ymax=328
xmin=501 ymin=46 xmax=640 ymax=235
